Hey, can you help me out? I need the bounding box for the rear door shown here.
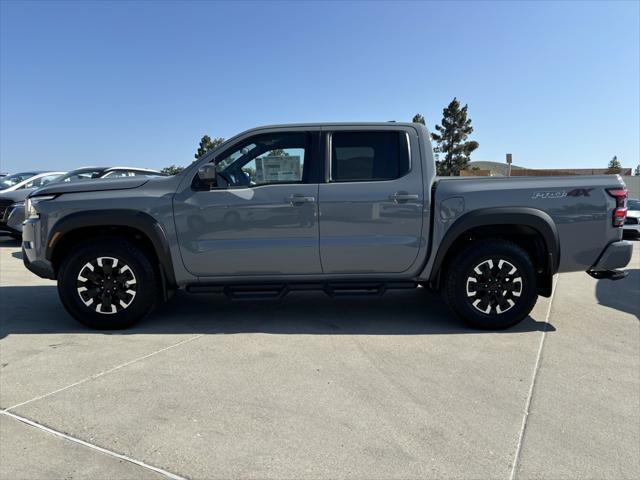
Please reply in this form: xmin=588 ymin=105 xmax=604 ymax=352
xmin=318 ymin=127 xmax=424 ymax=274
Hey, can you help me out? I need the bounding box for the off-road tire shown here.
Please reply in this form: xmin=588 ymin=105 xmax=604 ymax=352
xmin=57 ymin=238 xmax=158 ymax=329
xmin=443 ymin=239 xmax=538 ymax=330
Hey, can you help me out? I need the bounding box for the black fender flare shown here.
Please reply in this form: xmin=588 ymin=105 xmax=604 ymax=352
xmin=429 ymin=207 xmax=560 ymax=284
xmin=46 ymin=209 xmax=176 ymax=287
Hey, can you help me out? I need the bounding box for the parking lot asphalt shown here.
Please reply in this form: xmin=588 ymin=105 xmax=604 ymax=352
xmin=1 ymin=236 xmax=638 ymax=480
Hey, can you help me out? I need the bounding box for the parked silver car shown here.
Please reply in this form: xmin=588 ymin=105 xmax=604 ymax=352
xmin=0 ymin=172 xmax=63 ymax=237
xmin=0 ymin=171 xmax=64 ymax=194
xmin=0 ymin=166 xmax=166 ymax=238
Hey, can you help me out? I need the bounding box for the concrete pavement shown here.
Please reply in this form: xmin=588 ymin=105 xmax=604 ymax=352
xmin=1 ymin=236 xmax=638 ymax=479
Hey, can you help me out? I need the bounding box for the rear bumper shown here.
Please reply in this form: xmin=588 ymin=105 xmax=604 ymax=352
xmin=587 ymin=240 xmax=633 ymax=280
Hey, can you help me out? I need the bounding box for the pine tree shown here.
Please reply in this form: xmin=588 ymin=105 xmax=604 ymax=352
xmin=430 ymin=98 xmax=479 ymax=176
xmin=412 ymin=113 xmax=426 ymax=125
xmin=195 ymin=135 xmax=225 ymax=159
xmin=607 ymin=155 xmax=621 ymax=173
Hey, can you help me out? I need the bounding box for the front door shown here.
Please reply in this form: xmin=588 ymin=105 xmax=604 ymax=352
xmin=318 ymin=129 xmax=424 ymax=274
xmin=174 ymin=131 xmax=322 ymax=277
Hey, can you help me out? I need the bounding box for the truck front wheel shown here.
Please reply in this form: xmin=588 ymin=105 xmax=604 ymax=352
xmin=443 ymin=240 xmax=538 ymax=330
xmin=57 ymin=238 xmax=158 ymax=329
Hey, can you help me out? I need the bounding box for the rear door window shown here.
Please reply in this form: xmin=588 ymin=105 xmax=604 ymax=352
xmin=330 ymin=131 xmax=409 ymax=182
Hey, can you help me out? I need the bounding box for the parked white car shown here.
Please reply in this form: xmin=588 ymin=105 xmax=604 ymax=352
xmin=623 ymin=199 xmax=640 ymax=238
xmin=0 ymin=171 xmax=64 ymax=193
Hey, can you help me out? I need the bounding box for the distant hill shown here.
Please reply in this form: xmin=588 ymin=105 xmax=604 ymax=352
xmin=469 ymin=161 xmax=633 ymax=177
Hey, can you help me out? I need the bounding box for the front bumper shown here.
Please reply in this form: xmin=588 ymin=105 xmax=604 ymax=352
xmin=22 ymin=218 xmax=56 ymax=279
xmin=587 ymin=240 xmax=633 ymax=281
xmin=23 ymin=250 xmax=55 ymax=279
xmin=6 ymin=205 xmax=25 ymax=234
xmin=0 ymin=223 xmax=20 ymax=236
xmin=0 ymin=204 xmax=21 ymax=236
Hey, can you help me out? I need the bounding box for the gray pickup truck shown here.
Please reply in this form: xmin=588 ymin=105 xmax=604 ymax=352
xmin=22 ymin=123 xmax=632 ymax=330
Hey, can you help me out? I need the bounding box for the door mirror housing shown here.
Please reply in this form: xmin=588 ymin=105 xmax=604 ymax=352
xmin=197 ymin=164 xmax=217 ymax=184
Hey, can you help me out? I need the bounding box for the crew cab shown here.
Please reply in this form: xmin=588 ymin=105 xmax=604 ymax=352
xmin=21 ymin=123 xmax=633 ymax=330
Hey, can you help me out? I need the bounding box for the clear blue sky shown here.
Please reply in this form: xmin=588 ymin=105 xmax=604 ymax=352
xmin=1 ymin=0 xmax=638 ymax=172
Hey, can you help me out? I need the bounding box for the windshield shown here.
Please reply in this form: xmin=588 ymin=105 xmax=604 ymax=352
xmin=0 ymin=172 xmax=38 ymax=189
xmin=628 ymin=199 xmax=640 ymax=210
xmin=216 ymin=143 xmax=259 ymax=172
xmin=53 ymin=169 xmax=105 ymax=183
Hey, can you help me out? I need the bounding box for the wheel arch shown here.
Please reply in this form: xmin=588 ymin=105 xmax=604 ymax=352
xmin=47 ymin=210 xmax=176 ymax=291
xmin=429 ymin=207 xmax=560 ymax=297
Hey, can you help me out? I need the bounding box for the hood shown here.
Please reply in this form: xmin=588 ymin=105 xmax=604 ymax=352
xmin=627 ymin=210 xmax=640 ymax=218
xmin=31 ymin=177 xmax=150 ymax=197
xmin=0 ymin=188 xmax=34 ymax=203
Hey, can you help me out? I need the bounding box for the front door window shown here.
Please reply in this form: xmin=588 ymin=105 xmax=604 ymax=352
xmin=199 ymin=132 xmax=307 ymax=189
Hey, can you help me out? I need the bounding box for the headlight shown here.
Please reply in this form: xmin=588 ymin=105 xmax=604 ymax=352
xmin=25 ymin=195 xmax=56 ymax=219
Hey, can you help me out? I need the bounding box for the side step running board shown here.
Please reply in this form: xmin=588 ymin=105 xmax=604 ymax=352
xmin=186 ymin=281 xmax=417 ymax=301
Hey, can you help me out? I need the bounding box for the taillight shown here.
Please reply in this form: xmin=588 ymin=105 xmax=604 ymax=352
xmin=607 ymin=188 xmax=627 ymax=227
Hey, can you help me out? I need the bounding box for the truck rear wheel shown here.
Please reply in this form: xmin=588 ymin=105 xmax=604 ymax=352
xmin=57 ymin=238 xmax=158 ymax=329
xmin=443 ymin=239 xmax=538 ymax=330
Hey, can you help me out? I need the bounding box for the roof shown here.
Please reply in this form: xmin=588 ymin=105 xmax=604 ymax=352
xmin=105 ymin=166 xmax=162 ymax=173
xmin=245 ymin=122 xmax=420 ymax=129
xmin=65 ymin=166 xmax=108 ymax=174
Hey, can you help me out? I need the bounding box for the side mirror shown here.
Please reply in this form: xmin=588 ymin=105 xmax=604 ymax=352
xmin=197 ymin=164 xmax=217 ymax=184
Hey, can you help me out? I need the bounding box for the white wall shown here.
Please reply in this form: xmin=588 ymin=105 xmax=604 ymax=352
xmin=624 ymin=176 xmax=640 ymax=199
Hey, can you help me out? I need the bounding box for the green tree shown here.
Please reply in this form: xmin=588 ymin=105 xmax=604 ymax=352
xmin=161 ymin=165 xmax=184 ymax=175
xmin=607 ymin=155 xmax=621 ymax=173
xmin=268 ymin=148 xmax=289 ymax=156
xmin=634 ymin=164 xmax=640 ymax=176
xmin=412 ymin=113 xmax=426 ymax=125
xmin=195 ymin=135 xmax=225 ymax=159
xmin=431 ymin=97 xmax=479 ymax=176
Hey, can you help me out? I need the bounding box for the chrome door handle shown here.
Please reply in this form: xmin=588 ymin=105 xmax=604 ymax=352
xmin=288 ymin=194 xmax=316 ymax=205
xmin=389 ymin=192 xmax=419 ymax=203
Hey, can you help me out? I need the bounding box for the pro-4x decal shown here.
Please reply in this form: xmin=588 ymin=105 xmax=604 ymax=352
xmin=532 ymin=188 xmax=593 ymax=199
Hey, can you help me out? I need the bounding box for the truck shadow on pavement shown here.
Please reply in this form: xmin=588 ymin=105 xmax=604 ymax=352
xmin=0 ymin=286 xmax=554 ymax=338
xmin=595 ymin=268 xmax=640 ymax=319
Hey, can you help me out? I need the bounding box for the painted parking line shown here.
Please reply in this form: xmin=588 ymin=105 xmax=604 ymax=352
xmin=1 ymin=409 xmax=187 ymax=480
xmin=5 ymin=333 xmax=206 ymax=412
xmin=509 ymin=276 xmax=558 ymax=480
